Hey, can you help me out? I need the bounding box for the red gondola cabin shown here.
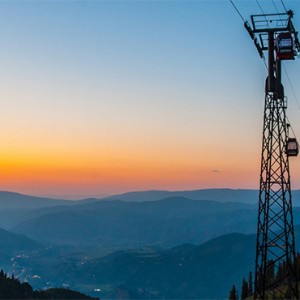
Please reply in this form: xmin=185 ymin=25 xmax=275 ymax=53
xmin=275 ymin=32 xmax=295 ymax=60
xmin=286 ymin=138 xmax=299 ymax=157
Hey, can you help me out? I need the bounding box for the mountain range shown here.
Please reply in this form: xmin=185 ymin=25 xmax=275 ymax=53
xmin=102 ymin=188 xmax=300 ymax=205
xmin=12 ymin=196 xmax=257 ymax=247
xmin=0 ymin=188 xmax=300 ymax=298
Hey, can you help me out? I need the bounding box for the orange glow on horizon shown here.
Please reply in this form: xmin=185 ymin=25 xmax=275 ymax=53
xmin=0 ymin=145 xmax=261 ymax=198
xmin=0 ymin=123 xmax=263 ymax=198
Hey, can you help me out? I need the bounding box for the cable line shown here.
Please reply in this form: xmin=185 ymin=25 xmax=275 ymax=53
xmin=282 ymin=63 xmax=300 ymax=110
xmin=272 ymin=0 xmax=280 ymax=14
xmin=255 ymin=0 xmax=269 ymax=29
xmin=281 ymin=0 xmax=288 ymax=12
xmin=250 ymin=0 xmax=268 ymax=68
xmin=272 ymin=0 xmax=285 ymax=27
xmin=229 ymin=0 xmax=245 ymax=22
xmin=229 ymin=0 xmax=267 ymax=69
xmin=256 ymin=0 xmax=266 ymax=17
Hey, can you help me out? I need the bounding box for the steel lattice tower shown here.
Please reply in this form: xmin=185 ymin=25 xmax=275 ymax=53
xmin=244 ymin=11 xmax=300 ymax=299
xmin=256 ymin=65 xmax=298 ymax=299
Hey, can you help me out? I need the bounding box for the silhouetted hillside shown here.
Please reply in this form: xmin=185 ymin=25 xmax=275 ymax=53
xmin=0 ymin=270 xmax=98 ymax=299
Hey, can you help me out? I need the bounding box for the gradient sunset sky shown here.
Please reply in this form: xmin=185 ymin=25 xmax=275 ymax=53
xmin=0 ymin=0 xmax=300 ymax=199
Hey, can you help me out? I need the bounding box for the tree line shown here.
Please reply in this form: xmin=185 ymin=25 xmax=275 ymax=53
xmin=229 ymin=254 xmax=300 ymax=300
xmin=0 ymin=270 xmax=99 ymax=299
xmin=229 ymin=271 xmax=253 ymax=300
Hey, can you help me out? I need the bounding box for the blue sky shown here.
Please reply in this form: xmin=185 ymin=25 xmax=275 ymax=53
xmin=0 ymin=0 xmax=299 ymax=198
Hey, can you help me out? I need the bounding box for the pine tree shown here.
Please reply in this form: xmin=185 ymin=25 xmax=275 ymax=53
xmin=229 ymin=285 xmax=238 ymax=300
xmin=266 ymin=259 xmax=275 ymax=285
xmin=241 ymin=278 xmax=248 ymax=300
xmin=248 ymin=271 xmax=253 ymax=296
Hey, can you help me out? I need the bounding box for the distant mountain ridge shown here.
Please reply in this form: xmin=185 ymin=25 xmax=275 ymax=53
xmin=2 ymin=190 xmax=300 ymax=248
xmin=1 ymin=188 xmax=300 ymax=205
xmin=0 ymin=191 xmax=74 ymax=210
xmin=0 ymin=191 xmax=80 ymax=229
xmin=100 ymin=188 xmax=300 ymax=205
xmin=102 ymin=188 xmax=260 ymax=204
xmin=0 ymin=190 xmax=300 ymax=249
xmin=12 ymin=196 xmax=258 ymax=247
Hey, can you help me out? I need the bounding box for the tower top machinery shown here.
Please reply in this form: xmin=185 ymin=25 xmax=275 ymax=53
xmin=244 ymin=9 xmax=300 ymax=299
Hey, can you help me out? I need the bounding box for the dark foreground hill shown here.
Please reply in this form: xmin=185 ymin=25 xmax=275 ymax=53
xmin=0 ymin=269 xmax=98 ymax=299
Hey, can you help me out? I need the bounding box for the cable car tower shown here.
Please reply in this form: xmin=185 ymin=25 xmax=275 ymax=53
xmin=244 ymin=9 xmax=300 ymax=299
